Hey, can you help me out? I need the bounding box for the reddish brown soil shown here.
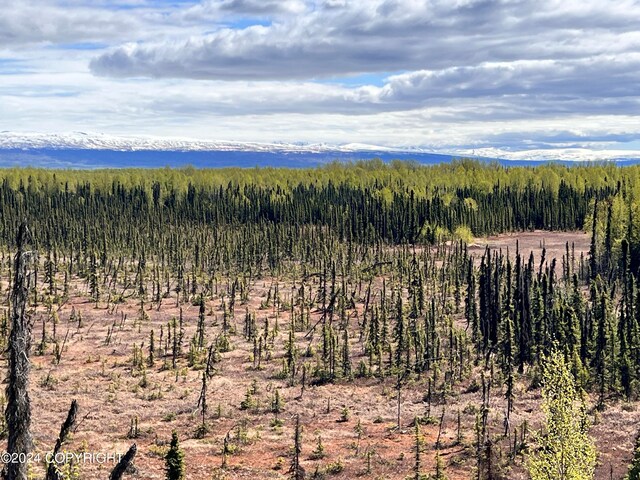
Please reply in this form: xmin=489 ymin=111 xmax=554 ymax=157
xmin=468 ymin=230 xmax=591 ymax=265
xmin=3 ymin=231 xmax=636 ymax=480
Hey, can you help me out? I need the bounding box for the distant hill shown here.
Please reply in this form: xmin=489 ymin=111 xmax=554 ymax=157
xmin=1 ymin=132 xmax=639 ymax=168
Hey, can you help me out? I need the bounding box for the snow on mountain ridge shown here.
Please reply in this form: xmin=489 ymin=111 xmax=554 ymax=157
xmin=2 ymin=133 xmax=640 ymax=162
xmin=0 ymin=132 xmax=411 ymax=154
xmin=455 ymin=147 xmax=640 ymax=162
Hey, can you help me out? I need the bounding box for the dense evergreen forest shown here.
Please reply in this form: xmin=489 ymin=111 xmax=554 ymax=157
xmin=0 ymin=160 xmax=633 ymax=253
xmin=2 ymin=159 xmax=640 ymax=480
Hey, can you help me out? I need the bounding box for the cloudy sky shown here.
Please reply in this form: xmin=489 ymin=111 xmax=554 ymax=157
xmin=2 ymin=0 xmax=640 ymax=156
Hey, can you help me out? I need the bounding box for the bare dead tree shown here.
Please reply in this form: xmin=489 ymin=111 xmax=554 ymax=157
xmin=289 ymin=414 xmax=305 ymax=480
xmin=109 ymin=444 xmax=137 ymax=480
xmin=46 ymin=400 xmax=78 ymax=480
xmin=435 ymin=406 xmax=446 ymax=450
xmin=4 ymin=223 xmax=35 ymax=480
xmin=196 ymin=371 xmax=208 ymax=428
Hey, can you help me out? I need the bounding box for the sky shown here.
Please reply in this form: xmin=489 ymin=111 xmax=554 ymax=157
xmin=2 ymin=0 xmax=640 ymax=158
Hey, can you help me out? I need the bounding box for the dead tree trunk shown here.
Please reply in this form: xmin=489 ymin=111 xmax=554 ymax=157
xmin=45 ymin=400 xmax=78 ymax=480
xmin=289 ymin=415 xmax=305 ymax=480
xmin=4 ymin=223 xmax=35 ymax=480
xmin=109 ymin=444 xmax=137 ymax=480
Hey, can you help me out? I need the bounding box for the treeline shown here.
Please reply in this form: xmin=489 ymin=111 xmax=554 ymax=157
xmin=0 ymin=160 xmax=620 ymax=259
xmin=1 ymin=159 xmax=635 ymax=194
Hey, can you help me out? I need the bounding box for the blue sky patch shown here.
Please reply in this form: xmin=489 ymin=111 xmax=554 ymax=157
xmin=50 ymin=42 xmax=109 ymax=51
xmin=317 ymin=72 xmax=405 ymax=88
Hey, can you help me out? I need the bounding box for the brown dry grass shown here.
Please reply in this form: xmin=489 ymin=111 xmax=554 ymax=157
xmin=3 ymin=231 xmax=637 ymax=480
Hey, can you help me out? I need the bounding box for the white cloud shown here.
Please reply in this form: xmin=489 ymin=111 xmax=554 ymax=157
xmin=2 ymin=0 xmax=640 ymax=155
xmin=91 ymin=0 xmax=640 ymax=80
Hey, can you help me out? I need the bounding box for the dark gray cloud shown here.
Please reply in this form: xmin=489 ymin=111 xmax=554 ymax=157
xmin=379 ymin=56 xmax=640 ymax=102
xmin=0 ymin=2 xmax=140 ymax=47
xmin=132 ymin=54 xmax=640 ymax=119
xmin=90 ymin=0 xmax=640 ymax=80
xmin=216 ymin=0 xmax=305 ymax=15
xmin=177 ymin=0 xmax=306 ymax=24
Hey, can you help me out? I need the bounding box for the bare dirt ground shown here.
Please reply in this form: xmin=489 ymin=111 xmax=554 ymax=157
xmin=3 ymin=230 xmax=636 ymax=480
xmin=468 ymin=230 xmax=591 ymax=265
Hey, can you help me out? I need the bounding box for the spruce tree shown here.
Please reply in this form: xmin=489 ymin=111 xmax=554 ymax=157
xmin=165 ymin=431 xmax=185 ymax=480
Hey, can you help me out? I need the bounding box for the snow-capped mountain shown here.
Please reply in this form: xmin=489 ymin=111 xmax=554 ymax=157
xmin=454 ymin=147 xmax=640 ymax=163
xmin=0 ymin=131 xmax=409 ymax=154
xmin=1 ymin=132 xmax=640 ymax=166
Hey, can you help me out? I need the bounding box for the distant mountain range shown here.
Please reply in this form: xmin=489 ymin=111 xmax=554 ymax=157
xmin=0 ymin=132 xmax=639 ymax=168
xmin=0 ymin=132 xmax=411 ymax=154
